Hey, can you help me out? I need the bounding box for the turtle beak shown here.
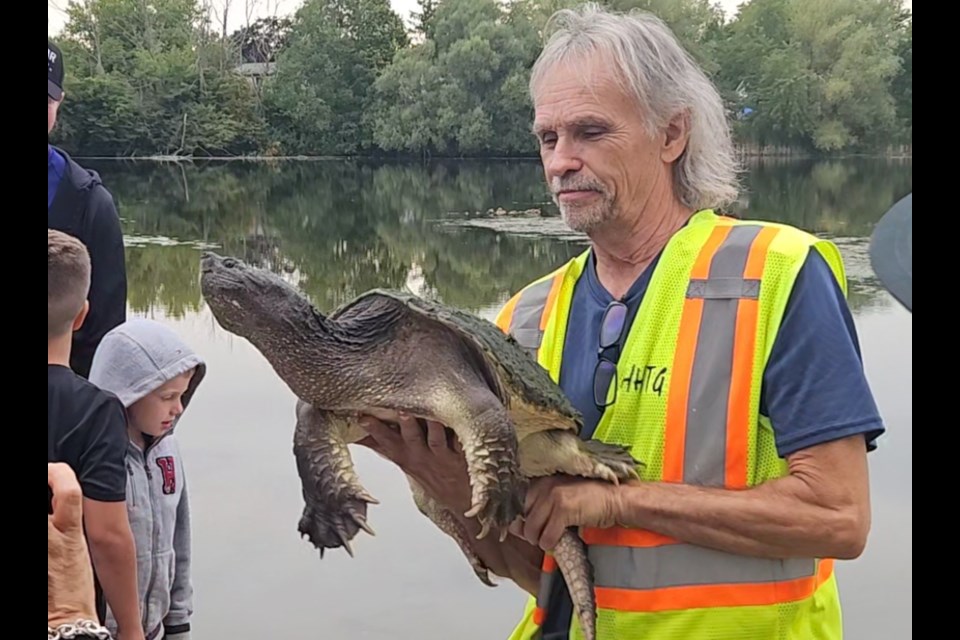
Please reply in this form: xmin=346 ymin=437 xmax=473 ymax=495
xmin=200 ymin=252 xmax=248 ymax=300
xmin=200 ymin=251 xmax=225 ymax=274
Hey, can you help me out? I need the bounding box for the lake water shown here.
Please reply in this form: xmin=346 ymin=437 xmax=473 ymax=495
xmin=88 ymin=157 xmax=912 ymax=639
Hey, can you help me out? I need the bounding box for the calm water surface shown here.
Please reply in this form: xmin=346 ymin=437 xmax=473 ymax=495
xmin=90 ymin=157 xmax=912 ymax=639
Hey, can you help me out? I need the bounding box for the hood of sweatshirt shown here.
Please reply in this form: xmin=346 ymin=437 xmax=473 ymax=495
xmin=89 ymin=318 xmax=206 ymax=440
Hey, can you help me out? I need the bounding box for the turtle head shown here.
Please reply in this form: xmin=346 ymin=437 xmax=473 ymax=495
xmin=200 ymin=252 xmax=310 ymax=339
xmin=200 ymin=252 xmax=344 ymax=405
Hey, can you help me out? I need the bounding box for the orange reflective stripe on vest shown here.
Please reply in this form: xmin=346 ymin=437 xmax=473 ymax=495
xmin=579 ymin=221 xmax=825 ymax=613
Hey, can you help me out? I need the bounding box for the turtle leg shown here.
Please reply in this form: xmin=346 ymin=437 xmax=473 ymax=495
xmin=518 ymin=430 xmax=642 ymax=484
xmin=553 ymin=529 xmax=598 ymax=640
xmin=407 ymin=476 xmax=497 ymax=588
xmin=293 ymin=399 xmax=379 ymax=558
xmin=434 ymin=388 xmax=527 ymax=543
xmin=518 ymin=432 xmax=639 ymax=640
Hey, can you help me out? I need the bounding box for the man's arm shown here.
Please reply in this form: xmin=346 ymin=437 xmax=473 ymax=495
xmin=83 ymin=499 xmax=144 ymax=640
xmin=72 ymin=187 xmax=126 ymax=378
xmin=164 ymin=468 xmax=194 ymax=639
xmin=517 ymin=433 xmax=871 ymax=559
xmin=618 ymin=434 xmax=870 ymax=558
xmin=48 ymin=463 xmax=98 ymax=629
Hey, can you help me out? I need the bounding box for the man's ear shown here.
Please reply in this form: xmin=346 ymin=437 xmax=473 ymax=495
xmin=661 ymin=109 xmax=691 ymax=164
xmin=72 ymin=300 xmax=89 ymax=332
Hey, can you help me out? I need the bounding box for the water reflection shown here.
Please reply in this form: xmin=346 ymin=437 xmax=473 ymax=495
xmin=94 ymin=157 xmax=912 ymax=319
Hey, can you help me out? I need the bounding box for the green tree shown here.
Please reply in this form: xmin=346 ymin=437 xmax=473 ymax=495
xmin=230 ymin=16 xmax=293 ymax=63
xmin=368 ymin=0 xmax=544 ymax=156
xmin=715 ymin=0 xmax=905 ymax=152
xmin=410 ymin=0 xmax=439 ymax=40
xmin=52 ymin=0 xmax=265 ymax=156
xmin=262 ymin=0 xmax=409 ymax=154
xmin=891 ymin=18 xmax=911 ymax=144
xmin=50 ymin=0 xmax=912 ymax=158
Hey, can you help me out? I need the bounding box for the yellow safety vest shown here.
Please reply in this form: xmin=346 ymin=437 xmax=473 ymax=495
xmin=494 ymin=209 xmax=847 ymax=640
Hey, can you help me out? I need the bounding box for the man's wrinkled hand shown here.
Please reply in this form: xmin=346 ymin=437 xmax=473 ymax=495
xmin=48 ymin=462 xmax=97 ymax=628
xmin=356 ymin=412 xmax=474 ymax=515
xmin=510 ymin=475 xmax=623 ymax=551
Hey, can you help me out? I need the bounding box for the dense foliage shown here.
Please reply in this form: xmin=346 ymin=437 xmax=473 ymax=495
xmin=51 ymin=0 xmax=912 ymax=157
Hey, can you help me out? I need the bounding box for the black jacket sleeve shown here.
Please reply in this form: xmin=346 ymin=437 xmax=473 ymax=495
xmin=72 ymin=185 xmax=127 ymax=378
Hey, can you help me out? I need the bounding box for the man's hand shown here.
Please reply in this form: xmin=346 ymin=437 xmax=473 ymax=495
xmin=48 ymin=463 xmax=97 ymax=628
xmin=356 ymin=412 xmax=473 ymax=514
xmin=512 ymin=475 xmax=623 ymax=551
xmin=356 ymin=412 xmax=545 ymax=594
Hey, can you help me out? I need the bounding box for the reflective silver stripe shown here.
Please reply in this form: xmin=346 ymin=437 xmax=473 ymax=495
xmin=508 ymin=277 xmax=554 ymax=358
xmin=684 ymin=225 xmax=762 ymax=487
xmin=535 ymin=561 xmax=556 ymax=610
xmin=687 ymin=277 xmax=760 ymax=299
xmin=589 ymin=544 xmax=816 ymax=590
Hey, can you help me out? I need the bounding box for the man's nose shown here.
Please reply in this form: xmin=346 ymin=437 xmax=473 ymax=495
xmin=545 ymin=136 xmax=583 ymax=179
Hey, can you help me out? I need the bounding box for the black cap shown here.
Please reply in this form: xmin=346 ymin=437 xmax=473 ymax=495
xmin=48 ymin=40 xmax=64 ymax=101
xmin=869 ymin=192 xmax=912 ymax=312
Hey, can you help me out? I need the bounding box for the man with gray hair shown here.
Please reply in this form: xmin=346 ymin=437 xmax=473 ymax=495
xmin=357 ymin=4 xmax=884 ymax=639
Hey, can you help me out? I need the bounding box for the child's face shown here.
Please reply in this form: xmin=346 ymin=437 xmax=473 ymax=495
xmin=128 ymin=369 xmax=195 ymax=438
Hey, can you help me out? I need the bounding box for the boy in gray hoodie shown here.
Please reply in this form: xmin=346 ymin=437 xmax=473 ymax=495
xmin=89 ymin=318 xmax=206 ymax=640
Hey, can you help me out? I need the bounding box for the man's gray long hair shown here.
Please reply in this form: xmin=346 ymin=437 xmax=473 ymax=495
xmin=530 ymin=3 xmax=740 ymax=211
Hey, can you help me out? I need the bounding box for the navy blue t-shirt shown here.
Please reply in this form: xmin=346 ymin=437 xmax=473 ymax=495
xmin=541 ymin=245 xmax=886 ymax=637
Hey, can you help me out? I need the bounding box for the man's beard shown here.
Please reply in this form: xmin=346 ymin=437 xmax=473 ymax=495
xmin=550 ymin=176 xmax=616 ymax=234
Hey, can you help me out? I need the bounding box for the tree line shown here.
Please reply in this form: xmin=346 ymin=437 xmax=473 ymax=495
xmin=50 ymin=0 xmax=912 ymax=158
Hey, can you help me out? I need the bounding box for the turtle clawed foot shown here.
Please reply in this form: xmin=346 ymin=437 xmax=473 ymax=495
xmin=298 ymin=488 xmax=379 ymax=558
xmin=579 ymin=439 xmax=644 ymax=483
xmin=463 ymin=537 xmax=498 ymax=587
xmin=465 ymin=467 xmax=526 ymax=542
xmin=475 ymin=566 xmax=497 ymax=587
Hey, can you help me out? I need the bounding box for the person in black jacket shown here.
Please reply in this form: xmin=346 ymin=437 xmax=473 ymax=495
xmin=48 ymin=39 xmax=127 ymax=378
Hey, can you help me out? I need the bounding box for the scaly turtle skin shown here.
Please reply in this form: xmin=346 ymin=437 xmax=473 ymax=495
xmin=199 ymin=252 xmax=643 ymax=640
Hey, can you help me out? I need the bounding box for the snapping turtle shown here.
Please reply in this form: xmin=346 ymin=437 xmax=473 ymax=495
xmin=199 ymin=252 xmax=642 ymax=640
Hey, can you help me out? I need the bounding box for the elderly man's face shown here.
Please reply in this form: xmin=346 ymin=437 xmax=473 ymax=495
xmin=48 ymin=96 xmax=61 ymax=135
xmin=533 ymin=54 xmax=682 ymax=234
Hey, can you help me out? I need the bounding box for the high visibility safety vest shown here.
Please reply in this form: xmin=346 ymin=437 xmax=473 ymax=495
xmin=494 ymin=209 xmax=848 ymax=640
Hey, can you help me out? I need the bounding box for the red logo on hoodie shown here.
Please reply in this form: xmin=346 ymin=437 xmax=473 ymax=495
xmin=155 ymin=457 xmax=177 ymax=495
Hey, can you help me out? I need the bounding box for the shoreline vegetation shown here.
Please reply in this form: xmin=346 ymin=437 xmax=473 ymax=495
xmin=51 ymin=0 xmax=911 ymax=163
